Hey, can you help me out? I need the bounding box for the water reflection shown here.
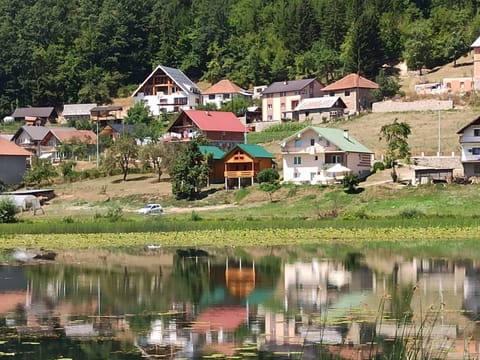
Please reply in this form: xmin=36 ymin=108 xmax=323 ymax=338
xmin=0 ymin=248 xmax=480 ymax=358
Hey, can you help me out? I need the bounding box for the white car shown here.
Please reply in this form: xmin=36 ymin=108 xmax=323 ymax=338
xmin=137 ymin=203 xmax=163 ymax=215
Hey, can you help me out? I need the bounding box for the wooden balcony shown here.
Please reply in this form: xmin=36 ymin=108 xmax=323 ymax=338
xmin=224 ymin=170 xmax=255 ymax=178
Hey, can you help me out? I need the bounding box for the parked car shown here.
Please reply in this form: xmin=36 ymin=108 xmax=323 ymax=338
xmin=137 ymin=203 xmax=163 ymax=215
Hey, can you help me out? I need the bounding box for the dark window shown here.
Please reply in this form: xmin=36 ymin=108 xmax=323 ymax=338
xmin=474 ymin=129 xmax=480 ymax=137
xmin=208 ymin=94 xmax=215 ymax=100
xmin=344 ymin=90 xmax=350 ymax=96
xmin=310 ymin=139 xmax=315 ymax=146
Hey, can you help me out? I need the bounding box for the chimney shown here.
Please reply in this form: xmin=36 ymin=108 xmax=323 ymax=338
xmin=343 ymin=129 xmax=349 ymax=139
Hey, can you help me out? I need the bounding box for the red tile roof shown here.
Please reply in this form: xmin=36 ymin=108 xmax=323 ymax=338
xmin=183 ymin=110 xmax=248 ymax=133
xmin=52 ymin=129 xmax=96 ymax=144
xmin=192 ymin=306 xmax=247 ymax=332
xmin=323 ymin=73 xmax=379 ymax=91
xmin=0 ymin=137 xmax=31 ymax=156
xmin=202 ymin=80 xmax=244 ymax=95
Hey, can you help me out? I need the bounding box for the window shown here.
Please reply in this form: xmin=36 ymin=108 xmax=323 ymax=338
xmin=294 ymin=139 xmax=302 ymax=147
xmin=310 ymin=139 xmax=315 ymax=146
xmin=460 ymin=82 xmax=465 ymax=89
xmin=280 ymin=91 xmax=286 ymax=96
xmin=329 ymin=92 xmax=335 ymax=97
xmin=472 ymin=148 xmax=480 ymax=155
xmin=474 ymin=165 xmax=480 ymax=174
xmin=208 ymin=94 xmax=215 ymax=100
xmin=294 ymin=171 xmax=300 ymax=178
xmin=281 ymin=102 xmax=285 ymax=109
xmin=223 ymin=93 xmax=230 ymax=99
xmin=344 ymin=90 xmax=350 ymax=96
xmin=267 ymin=104 xmax=272 ymax=109
xmin=267 ymin=115 xmax=273 ymax=121
xmin=315 ymin=156 xmax=318 ymax=161
xmin=474 ymin=129 xmax=480 ymax=137
xmin=294 ymin=156 xmax=302 ymax=165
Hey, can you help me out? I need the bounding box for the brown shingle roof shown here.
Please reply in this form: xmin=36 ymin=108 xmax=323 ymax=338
xmin=0 ymin=137 xmax=32 ymax=156
xmin=43 ymin=129 xmax=96 ymax=145
xmin=11 ymin=107 xmax=55 ymax=118
xmin=202 ymin=80 xmax=244 ymax=95
xmin=323 ymin=73 xmax=379 ymax=91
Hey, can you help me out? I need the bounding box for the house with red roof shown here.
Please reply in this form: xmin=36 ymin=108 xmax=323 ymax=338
xmin=40 ymin=128 xmax=96 ymax=160
xmin=0 ymin=137 xmax=31 ymax=185
xmin=261 ymin=78 xmax=324 ymax=123
xmin=165 ymin=110 xmax=247 ymax=149
xmin=202 ymin=79 xmax=252 ymax=109
xmin=322 ymin=73 xmax=379 ymax=114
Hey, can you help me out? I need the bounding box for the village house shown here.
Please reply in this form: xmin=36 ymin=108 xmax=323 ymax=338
xmin=11 ymin=126 xmax=52 ymax=156
xmin=261 ymin=78 xmax=324 ymax=122
xmin=99 ymin=123 xmax=137 ymax=141
xmin=202 ymin=80 xmax=252 ymax=109
xmin=40 ymin=128 xmax=96 ymax=161
xmin=131 ymin=65 xmax=201 ymax=116
xmin=223 ymin=144 xmax=275 ymax=189
xmin=457 ymin=116 xmax=480 ymax=178
xmin=11 ymin=107 xmax=57 ymax=125
xmin=0 ymin=137 xmax=31 ymax=185
xmin=322 ymin=73 xmax=379 ymax=114
xmin=199 ymin=145 xmax=225 ymax=184
xmin=293 ymin=96 xmax=347 ymax=123
xmin=280 ymin=126 xmax=373 ymax=184
xmin=61 ymin=103 xmax=97 ymax=123
xmin=164 ymin=110 xmax=247 ymax=149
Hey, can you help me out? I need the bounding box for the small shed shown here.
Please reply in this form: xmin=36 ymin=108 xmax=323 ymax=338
xmin=413 ymin=167 xmax=454 ymax=185
xmin=199 ymin=145 xmax=225 ymax=184
xmin=223 ymin=144 xmax=275 ymax=189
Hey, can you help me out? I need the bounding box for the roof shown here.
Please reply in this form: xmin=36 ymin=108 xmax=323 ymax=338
xmin=294 ymin=96 xmax=347 ymax=111
xmin=0 ymin=137 xmax=32 ymax=156
xmin=12 ymin=126 xmax=50 ymax=141
xmin=202 ymin=79 xmax=244 ymax=95
xmin=192 ymin=306 xmax=247 ymax=332
xmin=132 ymin=65 xmax=200 ymax=97
xmin=457 ymin=116 xmax=480 ymax=134
xmin=199 ymin=145 xmax=225 ymax=160
xmin=262 ymin=78 xmax=320 ymax=95
xmin=472 ymin=36 xmax=480 ymax=47
xmin=282 ymin=126 xmax=373 ymax=154
xmin=90 ymin=105 xmax=123 ymax=112
xmin=227 ymin=144 xmax=275 ymax=159
xmin=62 ymin=103 xmax=97 ymax=116
xmin=47 ymin=129 xmax=96 ymax=144
xmin=11 ymin=107 xmax=55 ymax=119
xmin=179 ymin=110 xmax=247 ymax=133
xmin=323 ymin=73 xmax=379 ymax=91
xmin=106 ymin=123 xmax=137 ymax=135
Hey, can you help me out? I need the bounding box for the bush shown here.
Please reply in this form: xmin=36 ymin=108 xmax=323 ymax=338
xmin=399 ymin=208 xmax=425 ymax=219
xmin=257 ymin=168 xmax=280 ymax=184
xmin=373 ymin=161 xmax=386 ymax=173
xmin=0 ymin=197 xmax=19 ymax=223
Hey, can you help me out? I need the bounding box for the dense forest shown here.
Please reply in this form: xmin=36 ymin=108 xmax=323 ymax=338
xmin=1 ymin=0 xmax=480 ymax=117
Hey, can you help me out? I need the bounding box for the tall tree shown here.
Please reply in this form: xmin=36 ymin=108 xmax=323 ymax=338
xmin=103 ymin=135 xmax=139 ymax=181
xmin=379 ymin=119 xmax=411 ymax=181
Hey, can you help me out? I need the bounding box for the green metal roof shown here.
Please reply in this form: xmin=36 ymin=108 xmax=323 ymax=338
xmin=199 ymin=145 xmax=225 ymax=160
xmin=282 ymin=126 xmax=373 ymax=154
xmin=234 ymin=144 xmax=275 ymax=158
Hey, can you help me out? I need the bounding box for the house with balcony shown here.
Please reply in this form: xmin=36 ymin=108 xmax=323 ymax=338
xmin=223 ymin=144 xmax=275 ymax=189
xmin=261 ymin=78 xmax=324 ymax=122
xmin=131 ymin=65 xmax=201 ymax=116
xmin=280 ymin=126 xmax=373 ymax=184
xmin=457 ymin=116 xmax=480 ymax=177
xmin=11 ymin=126 xmax=53 ymax=156
xmin=61 ymin=103 xmax=97 ymax=123
xmin=40 ymin=128 xmax=96 ymax=160
xmin=202 ymin=79 xmax=252 ymax=109
xmin=164 ymin=110 xmax=247 ymax=149
xmin=322 ymin=73 xmax=379 ymax=114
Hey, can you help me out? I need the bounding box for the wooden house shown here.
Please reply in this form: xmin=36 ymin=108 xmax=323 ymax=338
xmin=100 ymin=123 xmax=137 ymax=141
xmin=164 ymin=110 xmax=247 ymax=149
xmin=223 ymin=144 xmax=275 ymax=189
xmin=199 ymin=145 xmax=225 ymax=184
xmin=293 ymin=96 xmax=347 ymax=122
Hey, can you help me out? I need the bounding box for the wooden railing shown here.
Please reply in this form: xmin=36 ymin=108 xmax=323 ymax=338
xmin=224 ymin=170 xmax=255 ymax=178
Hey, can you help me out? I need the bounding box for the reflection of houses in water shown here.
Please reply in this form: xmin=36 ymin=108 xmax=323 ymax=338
xmin=225 ymin=258 xmax=256 ymax=298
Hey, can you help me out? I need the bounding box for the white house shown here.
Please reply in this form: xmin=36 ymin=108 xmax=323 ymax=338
xmin=457 ymin=116 xmax=480 ymax=177
xmin=202 ymin=79 xmax=252 ymax=109
xmin=131 ymin=65 xmax=201 ymax=116
xmin=280 ymin=126 xmax=373 ymax=184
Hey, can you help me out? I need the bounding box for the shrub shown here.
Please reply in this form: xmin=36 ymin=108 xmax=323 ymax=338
xmin=342 ymin=173 xmax=361 ymax=193
xmin=257 ymin=168 xmax=280 ymax=184
xmin=105 ymin=205 xmax=123 ymax=222
xmin=373 ymin=161 xmax=386 ymax=173
xmin=399 ymin=208 xmax=425 ymax=219
xmin=0 ymin=197 xmax=19 ymax=223
xmin=190 ymin=210 xmax=201 ymax=221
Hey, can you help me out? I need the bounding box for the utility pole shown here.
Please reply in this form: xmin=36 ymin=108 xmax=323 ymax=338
xmin=437 ymin=110 xmax=441 ymax=156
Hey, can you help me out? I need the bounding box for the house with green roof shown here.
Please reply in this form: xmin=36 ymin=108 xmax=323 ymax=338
xmin=280 ymin=126 xmax=373 ymax=184
xmin=223 ymin=144 xmax=276 ymax=189
xmin=199 ymin=145 xmax=225 ymax=184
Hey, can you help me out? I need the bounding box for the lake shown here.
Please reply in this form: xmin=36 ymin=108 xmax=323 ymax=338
xmin=0 ymin=245 xmax=479 ymax=359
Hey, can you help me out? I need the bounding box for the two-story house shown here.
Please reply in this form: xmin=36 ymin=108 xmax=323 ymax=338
xmin=40 ymin=128 xmax=96 ymax=160
xmin=164 ymin=110 xmax=247 ymax=149
xmin=322 ymin=73 xmax=379 ymax=115
xmin=131 ymin=65 xmax=201 ymax=116
xmin=280 ymin=126 xmax=373 ymax=184
xmin=457 ymin=116 xmax=480 ymax=177
xmin=202 ymin=80 xmax=252 ymax=109
xmin=261 ymin=79 xmax=324 ymax=122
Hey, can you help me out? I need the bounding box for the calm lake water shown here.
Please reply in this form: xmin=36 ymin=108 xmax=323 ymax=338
xmin=1 ymin=245 xmax=479 ymax=359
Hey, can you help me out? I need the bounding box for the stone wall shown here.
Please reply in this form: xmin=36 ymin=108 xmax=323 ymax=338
xmin=372 ymin=100 xmax=453 ymax=113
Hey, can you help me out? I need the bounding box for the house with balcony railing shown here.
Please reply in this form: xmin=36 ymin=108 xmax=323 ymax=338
xmin=280 ymin=126 xmax=373 ymax=184
xmin=457 ymin=116 xmax=480 ymax=177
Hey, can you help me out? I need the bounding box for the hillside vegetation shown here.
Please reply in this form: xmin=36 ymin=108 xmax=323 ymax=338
xmin=1 ymin=0 xmax=480 ymax=117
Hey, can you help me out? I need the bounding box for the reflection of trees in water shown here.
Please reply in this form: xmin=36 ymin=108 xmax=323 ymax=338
xmin=172 ymin=255 xmax=212 ymax=304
